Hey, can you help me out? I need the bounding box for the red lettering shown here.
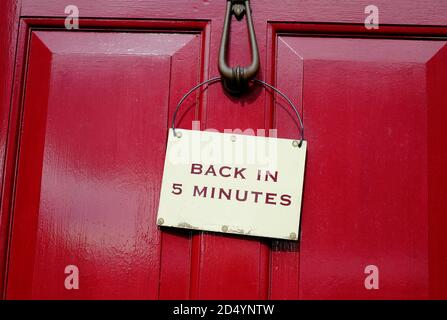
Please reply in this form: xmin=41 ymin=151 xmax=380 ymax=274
xmin=235 ymin=190 xmax=248 ymax=202
xmin=265 ymin=193 xmax=277 ymax=205
xmin=251 ymin=191 xmax=263 ymax=203
xmin=265 ymin=171 xmax=278 ymax=182
xmin=210 ymin=186 xmax=216 ymax=198
xmin=205 ymin=165 xmax=217 ymax=176
xmin=171 ymin=183 xmax=182 ymax=195
xmin=193 ymin=186 xmax=207 ymax=197
xmin=191 ymin=163 xmax=203 ymax=175
xmin=218 ymin=188 xmax=232 ymax=200
xmin=219 ymin=166 xmax=232 ymax=178
xmin=234 ymin=167 xmax=246 ymax=179
xmin=280 ymin=194 xmax=292 ymax=206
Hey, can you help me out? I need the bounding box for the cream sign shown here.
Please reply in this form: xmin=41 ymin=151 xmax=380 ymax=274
xmin=157 ymin=129 xmax=307 ymax=240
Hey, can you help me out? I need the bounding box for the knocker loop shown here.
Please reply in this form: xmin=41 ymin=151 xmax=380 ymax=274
xmin=218 ymin=0 xmax=260 ymax=95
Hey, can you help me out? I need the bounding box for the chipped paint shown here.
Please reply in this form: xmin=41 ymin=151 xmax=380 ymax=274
xmin=177 ymin=222 xmax=199 ymax=230
xmin=228 ymin=228 xmax=245 ymax=234
xmin=228 ymin=228 xmax=255 ymax=236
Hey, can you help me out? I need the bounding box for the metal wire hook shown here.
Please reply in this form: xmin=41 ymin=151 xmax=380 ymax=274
xmin=171 ymin=77 xmax=304 ymax=145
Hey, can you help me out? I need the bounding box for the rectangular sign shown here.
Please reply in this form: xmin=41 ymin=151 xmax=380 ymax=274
xmin=157 ymin=129 xmax=307 ymax=240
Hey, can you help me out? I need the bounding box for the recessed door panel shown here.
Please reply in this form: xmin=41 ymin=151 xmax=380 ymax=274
xmin=7 ymin=30 xmax=203 ymax=299
xmin=274 ymin=35 xmax=447 ymax=299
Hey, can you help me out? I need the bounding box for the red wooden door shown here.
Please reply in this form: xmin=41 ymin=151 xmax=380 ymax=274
xmin=1 ymin=0 xmax=447 ymax=300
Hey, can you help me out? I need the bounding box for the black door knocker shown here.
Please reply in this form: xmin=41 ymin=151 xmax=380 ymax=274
xmin=218 ymin=0 xmax=260 ymax=95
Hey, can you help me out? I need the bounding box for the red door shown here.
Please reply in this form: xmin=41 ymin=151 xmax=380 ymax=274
xmin=1 ymin=0 xmax=447 ymax=299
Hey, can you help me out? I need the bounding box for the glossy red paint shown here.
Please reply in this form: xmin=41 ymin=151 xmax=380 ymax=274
xmin=0 ymin=0 xmax=447 ymax=300
xmin=0 ymin=0 xmax=20 ymax=296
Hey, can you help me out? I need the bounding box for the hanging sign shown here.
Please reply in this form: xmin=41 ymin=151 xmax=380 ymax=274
xmin=157 ymin=128 xmax=306 ymax=241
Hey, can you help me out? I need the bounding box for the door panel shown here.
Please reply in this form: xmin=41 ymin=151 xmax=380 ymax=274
xmin=6 ymin=30 xmax=203 ymax=299
xmin=275 ymin=34 xmax=447 ymax=299
xmin=427 ymin=47 xmax=447 ymax=299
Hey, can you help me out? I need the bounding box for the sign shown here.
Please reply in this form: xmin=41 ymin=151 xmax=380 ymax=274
xmin=156 ymin=129 xmax=307 ymax=240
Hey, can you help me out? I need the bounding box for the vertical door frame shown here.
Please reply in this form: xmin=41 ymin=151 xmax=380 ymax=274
xmin=0 ymin=0 xmax=21 ymax=298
